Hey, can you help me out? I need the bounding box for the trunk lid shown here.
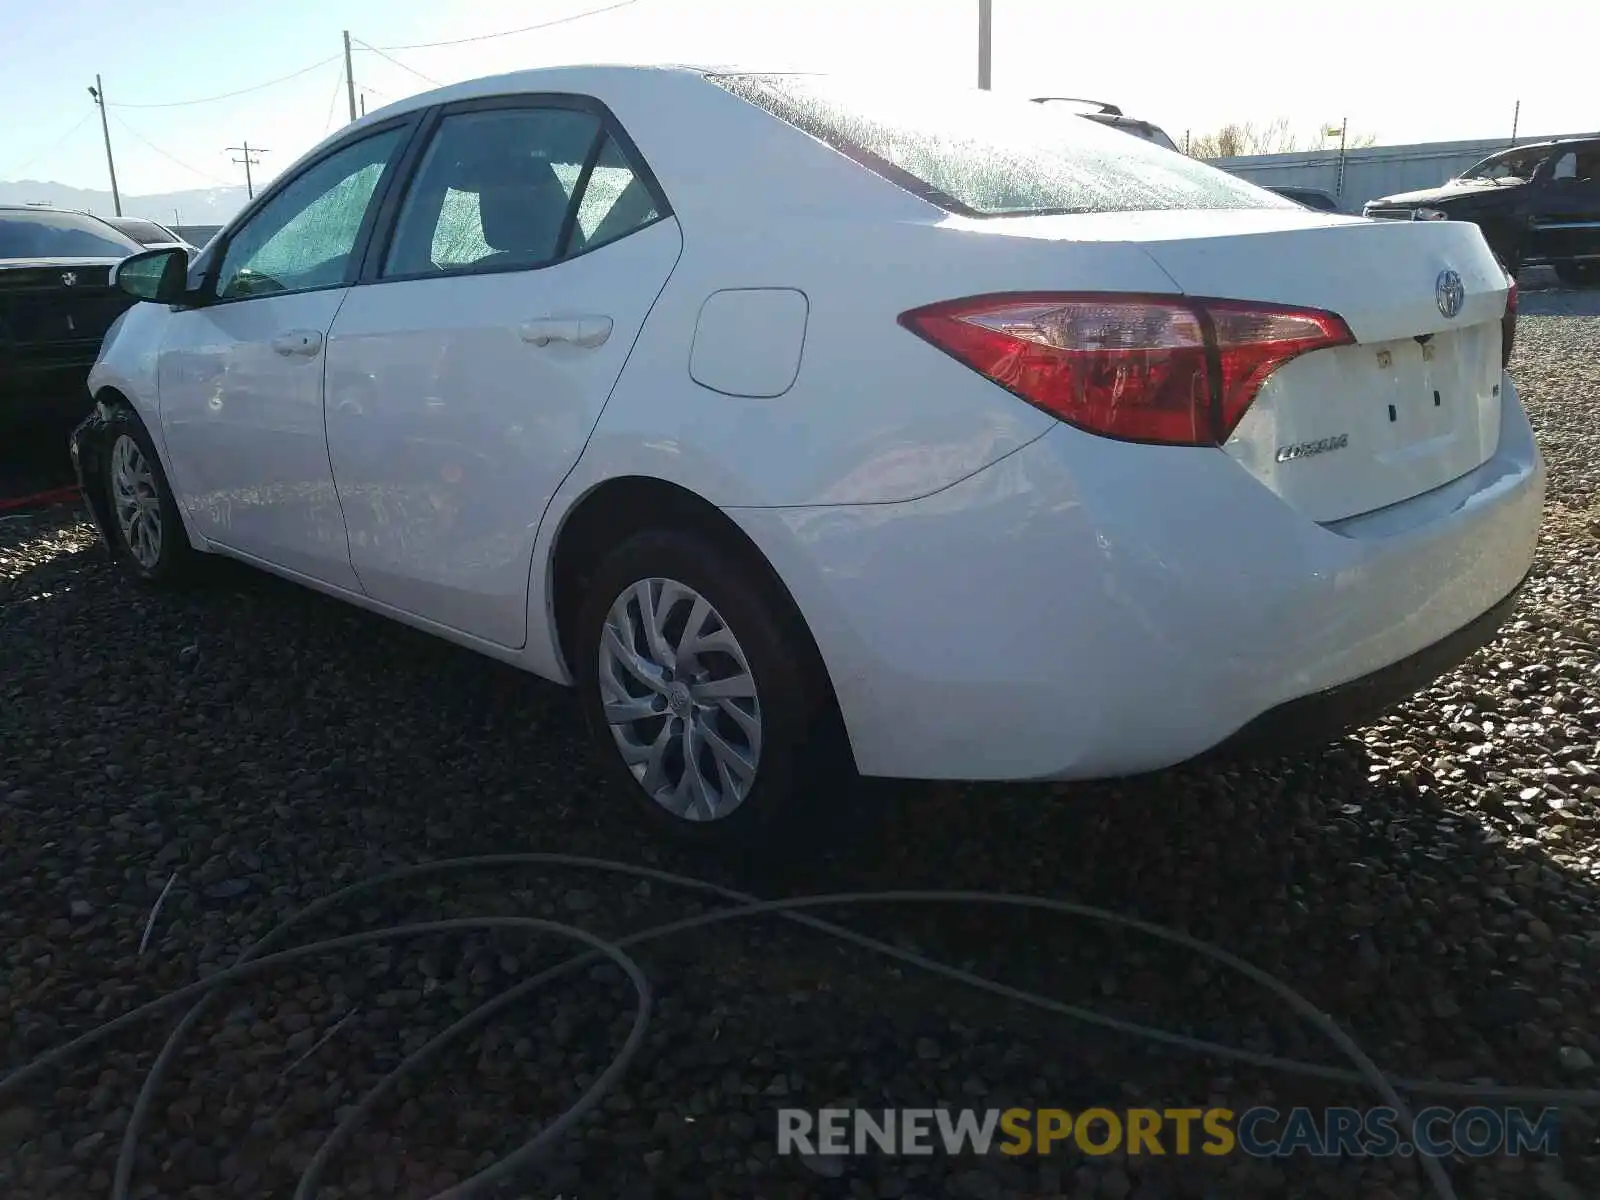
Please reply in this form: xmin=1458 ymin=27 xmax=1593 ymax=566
xmin=1124 ymin=211 xmax=1510 ymax=523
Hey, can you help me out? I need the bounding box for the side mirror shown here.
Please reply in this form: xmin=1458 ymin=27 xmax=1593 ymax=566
xmin=113 ymin=246 xmax=190 ymax=304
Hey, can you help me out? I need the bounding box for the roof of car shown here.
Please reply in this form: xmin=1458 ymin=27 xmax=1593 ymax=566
xmin=1484 ymin=136 xmax=1600 ymax=155
xmin=360 ymin=63 xmax=739 ymax=122
xmin=0 ymin=204 xmax=120 ymax=221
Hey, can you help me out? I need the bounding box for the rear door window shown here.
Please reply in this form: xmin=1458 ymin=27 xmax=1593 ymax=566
xmin=380 ymin=105 xmax=664 ymax=278
xmin=710 ymin=73 xmax=1289 ymax=217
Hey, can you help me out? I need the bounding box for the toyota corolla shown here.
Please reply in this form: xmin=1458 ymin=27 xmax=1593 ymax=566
xmin=72 ymin=67 xmax=1542 ymax=853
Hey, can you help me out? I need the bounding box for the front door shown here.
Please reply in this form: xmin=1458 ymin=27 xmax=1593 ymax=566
xmin=324 ymin=102 xmax=681 ymax=646
xmin=157 ymin=124 xmax=410 ymax=588
xmin=1527 ymin=147 xmax=1600 ymax=265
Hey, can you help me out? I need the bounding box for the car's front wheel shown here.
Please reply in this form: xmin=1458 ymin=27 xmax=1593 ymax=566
xmin=101 ymin=408 xmax=193 ymax=585
xmin=574 ymin=529 xmax=850 ymax=853
xmin=1554 ymin=261 xmax=1600 ymax=287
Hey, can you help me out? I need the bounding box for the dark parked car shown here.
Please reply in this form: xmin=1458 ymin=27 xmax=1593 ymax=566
xmin=1267 ymin=186 xmax=1341 ymax=213
xmin=1030 ymin=98 xmax=1180 ymax=152
xmin=1363 ymin=137 xmax=1600 ymax=284
xmin=1 ymin=206 xmax=141 ymax=428
xmin=100 ymin=215 xmax=197 ymax=256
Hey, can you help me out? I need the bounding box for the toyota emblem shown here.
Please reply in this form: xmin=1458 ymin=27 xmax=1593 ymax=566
xmin=1435 ymin=269 xmax=1464 ymax=319
xmin=60 ymin=271 xmax=78 ymax=287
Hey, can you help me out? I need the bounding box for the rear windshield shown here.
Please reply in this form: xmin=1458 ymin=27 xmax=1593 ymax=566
xmin=108 ymin=218 xmax=179 ymax=246
xmin=0 ymin=210 xmax=141 ymax=259
xmin=710 ymin=74 xmax=1290 ymax=217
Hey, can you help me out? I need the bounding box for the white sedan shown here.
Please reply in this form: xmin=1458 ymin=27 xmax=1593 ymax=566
xmin=74 ymin=66 xmax=1542 ymax=852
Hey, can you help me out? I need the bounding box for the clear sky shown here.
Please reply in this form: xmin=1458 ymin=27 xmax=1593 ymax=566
xmin=2 ymin=0 xmax=1590 ymax=199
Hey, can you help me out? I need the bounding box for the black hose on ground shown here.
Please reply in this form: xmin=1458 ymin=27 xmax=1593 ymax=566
xmin=4 ymin=853 xmax=1598 ymax=1200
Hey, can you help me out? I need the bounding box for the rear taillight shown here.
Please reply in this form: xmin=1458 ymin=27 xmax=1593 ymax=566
xmin=1502 ymin=278 xmax=1518 ymax=369
xmin=899 ymin=293 xmax=1354 ymax=446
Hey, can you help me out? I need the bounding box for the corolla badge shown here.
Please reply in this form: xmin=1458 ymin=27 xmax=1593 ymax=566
xmin=60 ymin=271 xmax=78 ymax=287
xmin=1275 ymin=433 xmax=1349 ymax=463
xmin=1435 ymin=269 xmax=1465 ymax=319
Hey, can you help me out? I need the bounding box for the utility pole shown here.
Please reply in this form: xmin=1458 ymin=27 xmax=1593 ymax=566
xmin=360 ymin=93 xmax=367 ymax=117
xmin=1325 ymin=117 xmax=1349 ymax=197
xmin=1510 ymin=99 xmax=1520 ymax=146
xmin=977 ymin=0 xmax=992 ymax=90
xmin=87 ymin=75 xmax=122 ymax=217
xmin=226 ymin=142 xmax=268 ymax=199
xmin=344 ymin=31 xmax=358 ymax=123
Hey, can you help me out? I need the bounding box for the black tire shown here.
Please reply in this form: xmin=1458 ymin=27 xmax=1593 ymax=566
xmin=100 ymin=406 xmax=195 ymax=586
xmin=573 ymin=528 xmax=853 ymax=855
xmin=1554 ymin=261 xmax=1600 ymax=287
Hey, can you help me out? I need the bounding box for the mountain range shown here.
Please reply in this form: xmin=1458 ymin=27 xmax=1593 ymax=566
xmin=0 ymin=180 xmax=249 ymax=225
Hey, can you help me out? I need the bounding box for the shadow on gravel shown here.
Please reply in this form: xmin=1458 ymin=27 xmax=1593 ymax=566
xmin=0 ymin=416 xmax=79 ymax=504
xmin=2 ymin=500 xmax=1597 ymax=1195
xmin=1517 ymin=270 xmax=1600 ymax=320
xmin=3 ymin=299 xmax=1598 ymax=1199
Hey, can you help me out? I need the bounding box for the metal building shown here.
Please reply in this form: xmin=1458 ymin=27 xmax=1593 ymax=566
xmin=1210 ymin=130 xmax=1599 ymax=213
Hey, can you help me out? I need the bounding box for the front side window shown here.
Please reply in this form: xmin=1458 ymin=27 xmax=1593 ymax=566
xmin=710 ymin=73 xmax=1288 ymax=216
xmin=1547 ymin=150 xmax=1599 ymax=183
xmin=215 ymin=128 xmax=405 ymax=300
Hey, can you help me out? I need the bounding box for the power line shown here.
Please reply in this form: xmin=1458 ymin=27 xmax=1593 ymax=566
xmin=373 ymin=0 xmax=639 ymax=50
xmin=107 ymin=55 xmax=340 ymax=110
xmin=3 ymin=111 xmax=97 ymax=177
xmin=352 ymin=39 xmax=442 ymax=88
xmin=109 ymin=113 xmax=233 ymax=186
xmin=323 ymin=61 xmax=348 ymax=135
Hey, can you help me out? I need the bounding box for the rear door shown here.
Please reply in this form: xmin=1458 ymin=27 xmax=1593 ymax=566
xmin=324 ymin=97 xmax=681 ymax=648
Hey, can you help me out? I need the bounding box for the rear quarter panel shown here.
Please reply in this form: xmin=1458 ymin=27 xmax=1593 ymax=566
xmin=570 ymin=215 xmax=1190 ymax=508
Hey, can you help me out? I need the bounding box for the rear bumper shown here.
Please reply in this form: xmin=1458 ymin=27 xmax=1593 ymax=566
xmin=1194 ymin=568 xmax=1526 ymax=763
xmin=728 ymin=375 xmax=1545 ymax=781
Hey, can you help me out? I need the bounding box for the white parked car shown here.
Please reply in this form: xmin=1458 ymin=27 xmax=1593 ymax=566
xmin=75 ymin=66 xmax=1542 ymax=853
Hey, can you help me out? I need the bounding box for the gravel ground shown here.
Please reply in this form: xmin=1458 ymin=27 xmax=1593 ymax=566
xmin=3 ymin=292 xmax=1600 ymax=1200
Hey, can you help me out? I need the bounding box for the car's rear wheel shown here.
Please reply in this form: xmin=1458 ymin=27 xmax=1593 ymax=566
xmin=1554 ymin=261 xmax=1600 ymax=287
xmin=102 ymin=409 xmax=193 ymax=585
xmin=574 ymin=528 xmax=850 ymax=854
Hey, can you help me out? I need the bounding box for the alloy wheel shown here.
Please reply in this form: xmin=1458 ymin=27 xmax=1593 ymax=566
xmin=109 ymin=434 xmax=163 ymax=570
xmin=597 ymin=577 xmax=762 ymax=821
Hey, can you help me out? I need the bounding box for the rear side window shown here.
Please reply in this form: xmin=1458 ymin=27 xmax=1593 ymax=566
xmin=710 ymin=74 xmax=1290 ymax=217
xmin=571 ymin=135 xmax=660 ymax=253
xmin=382 ymin=106 xmax=664 ymax=278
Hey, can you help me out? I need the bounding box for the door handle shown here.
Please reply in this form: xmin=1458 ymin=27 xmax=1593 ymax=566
xmin=272 ymin=329 xmax=324 ymax=357
xmin=520 ymin=316 xmax=613 ymax=349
